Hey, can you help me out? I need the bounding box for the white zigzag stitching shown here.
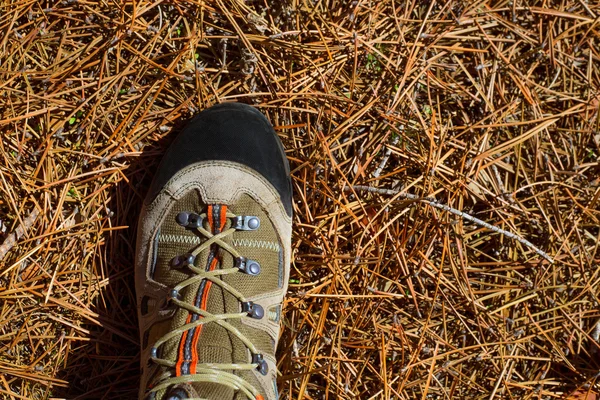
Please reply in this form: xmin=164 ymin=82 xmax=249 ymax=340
xmin=158 ymin=234 xmax=202 ymax=245
xmin=231 ymin=239 xmax=280 ymax=252
xmin=158 ymin=235 xmax=280 ymax=252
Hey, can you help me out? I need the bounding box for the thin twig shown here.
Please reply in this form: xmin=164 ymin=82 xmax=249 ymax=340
xmin=346 ymin=185 xmax=554 ymax=263
xmin=0 ymin=208 xmax=40 ymax=261
xmin=373 ymin=132 xmax=400 ymax=178
xmin=592 ymin=318 xmax=600 ymax=354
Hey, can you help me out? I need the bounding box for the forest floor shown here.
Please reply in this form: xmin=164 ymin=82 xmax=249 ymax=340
xmin=0 ymin=1 xmax=599 ymax=399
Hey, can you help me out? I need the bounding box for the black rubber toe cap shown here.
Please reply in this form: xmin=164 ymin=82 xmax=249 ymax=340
xmin=147 ymin=103 xmax=292 ymax=217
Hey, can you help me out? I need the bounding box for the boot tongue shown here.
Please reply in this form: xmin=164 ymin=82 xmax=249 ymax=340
xmin=186 ymin=204 xmax=265 ymax=400
xmin=179 ymin=204 xmax=236 ymax=399
xmin=152 ymin=197 xmax=237 ymax=399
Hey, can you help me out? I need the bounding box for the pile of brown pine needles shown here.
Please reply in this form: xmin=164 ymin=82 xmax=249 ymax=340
xmin=1 ymin=1 xmax=599 ymax=399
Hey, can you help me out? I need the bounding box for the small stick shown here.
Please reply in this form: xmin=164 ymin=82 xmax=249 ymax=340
xmin=345 ymin=185 xmax=554 ymax=263
xmin=0 ymin=208 xmax=40 ymax=261
xmin=373 ymin=132 xmax=400 ymax=178
xmin=592 ymin=318 xmax=600 ymax=354
xmin=491 ymin=164 xmax=514 ymax=204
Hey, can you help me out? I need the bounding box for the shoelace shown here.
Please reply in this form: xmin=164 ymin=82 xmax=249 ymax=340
xmin=148 ymin=208 xmax=266 ymax=400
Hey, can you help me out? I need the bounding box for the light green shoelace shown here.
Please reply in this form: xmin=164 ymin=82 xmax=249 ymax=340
xmin=148 ymin=212 xmax=263 ymax=400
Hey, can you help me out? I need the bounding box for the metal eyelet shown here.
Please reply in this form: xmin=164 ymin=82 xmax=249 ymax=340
xmin=251 ymin=353 xmax=268 ymax=375
xmin=170 ymin=254 xmax=195 ymax=268
xmin=230 ymin=216 xmax=260 ymax=231
xmin=176 ymin=212 xmax=203 ymax=229
xmin=241 ymin=301 xmax=264 ymax=319
xmin=235 ymin=257 xmax=261 ymax=276
xmin=167 ymin=289 xmax=180 ymax=301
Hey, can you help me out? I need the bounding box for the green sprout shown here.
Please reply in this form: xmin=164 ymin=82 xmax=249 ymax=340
xmin=366 ymin=52 xmax=382 ymax=72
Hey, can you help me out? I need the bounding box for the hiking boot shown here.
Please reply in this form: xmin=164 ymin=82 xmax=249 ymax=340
xmin=135 ymin=103 xmax=292 ymax=400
